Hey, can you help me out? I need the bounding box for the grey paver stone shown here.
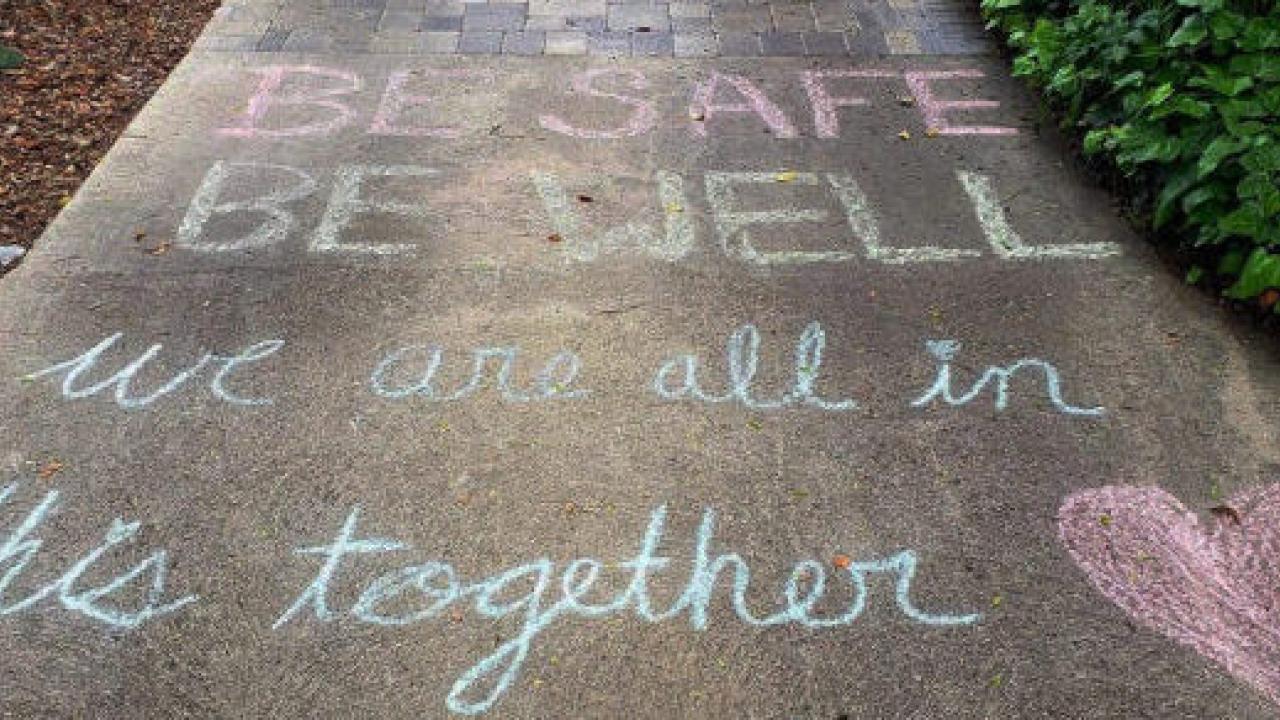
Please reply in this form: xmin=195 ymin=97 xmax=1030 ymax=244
xmin=256 ymin=28 xmax=292 ymax=51
xmin=672 ymin=16 xmax=712 ymax=31
xmin=194 ymin=34 xmax=262 ymax=51
xmin=545 ymin=30 xmax=589 ymax=53
xmin=712 ymin=5 xmax=771 ymax=33
xmin=502 ymin=30 xmax=547 ymax=54
xmin=424 ymin=1 xmax=465 ymax=15
xmin=607 ymin=4 xmax=671 ymax=30
xmin=673 ymin=31 xmax=717 ymax=56
xmin=423 ymin=15 xmax=464 ymax=30
xmin=458 ymin=29 xmax=504 ymax=52
xmin=380 ymin=10 xmax=426 ymax=31
xmin=420 ymin=30 xmax=462 ymax=52
xmin=281 ymin=28 xmax=335 ymax=51
xmin=369 ymin=32 xmax=424 ymax=52
xmin=803 ymin=30 xmax=848 ymax=54
xmin=759 ymin=30 xmax=805 ymax=54
xmin=463 ymin=3 xmax=527 ymax=31
xmin=771 ymin=3 xmax=815 ymax=31
xmin=632 ymin=30 xmax=674 ymax=55
xmin=716 ymin=31 xmax=760 ymax=54
xmin=669 ymin=2 xmax=710 ymax=17
xmin=529 ymin=0 xmax=608 ymax=16
xmin=525 ymin=15 xmax=571 ymax=30
xmin=587 ymin=30 xmax=632 ymax=54
xmin=567 ymin=16 xmax=607 ymax=31
xmin=812 ymin=0 xmax=854 ymax=29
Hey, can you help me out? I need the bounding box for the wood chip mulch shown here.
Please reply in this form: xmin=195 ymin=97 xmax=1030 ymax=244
xmin=0 ymin=0 xmax=222 ymax=271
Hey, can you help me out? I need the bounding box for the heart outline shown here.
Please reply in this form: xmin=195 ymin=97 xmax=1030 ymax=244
xmin=1058 ymin=483 xmax=1280 ymax=707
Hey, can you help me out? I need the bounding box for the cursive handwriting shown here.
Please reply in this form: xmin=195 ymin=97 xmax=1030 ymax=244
xmin=0 ymin=482 xmax=197 ymax=628
xmin=24 ymin=332 xmax=283 ymax=409
xmin=272 ymin=504 xmax=980 ymax=714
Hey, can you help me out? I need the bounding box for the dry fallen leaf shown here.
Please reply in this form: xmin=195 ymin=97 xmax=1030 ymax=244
xmin=1210 ymin=505 xmax=1242 ymax=525
xmin=576 ymin=194 xmax=593 ymax=203
xmin=38 ymin=459 xmax=64 ymax=479
xmin=897 ymin=130 xmax=911 ymax=140
xmin=775 ymin=170 xmax=798 ymax=183
xmin=547 ymin=233 xmax=562 ymax=243
xmin=146 ymin=241 xmax=171 ymax=256
xmin=925 ymin=127 xmax=941 ymax=138
xmin=832 ymin=554 xmax=852 ymax=570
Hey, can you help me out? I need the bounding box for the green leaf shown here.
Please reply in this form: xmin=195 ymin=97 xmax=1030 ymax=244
xmin=1189 ymin=68 xmax=1253 ymax=96
xmin=1197 ymin=137 xmax=1247 ymax=178
xmin=1217 ymin=248 xmax=1246 ymax=276
xmin=1149 ymin=95 xmax=1212 ymax=120
xmin=1185 ymin=265 xmax=1205 ymax=284
xmin=1240 ymin=18 xmax=1280 ymax=51
xmin=1142 ymin=82 xmax=1175 ymax=109
xmin=1209 ymin=11 xmax=1246 ymax=40
xmin=1238 ymin=173 xmax=1280 ymax=215
xmin=1228 ymin=53 xmax=1280 ymax=81
xmin=1181 ymin=184 xmax=1221 ymax=213
xmin=1225 ymin=248 xmax=1280 ymax=300
xmin=1218 ymin=205 xmax=1265 ymax=239
xmin=1155 ymin=166 xmax=1199 ymax=228
xmin=1241 ymin=143 xmax=1280 ymax=174
xmin=1168 ymin=15 xmax=1208 ymax=47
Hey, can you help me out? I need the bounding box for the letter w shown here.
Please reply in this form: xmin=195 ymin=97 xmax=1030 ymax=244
xmin=25 ymin=334 xmax=211 ymax=409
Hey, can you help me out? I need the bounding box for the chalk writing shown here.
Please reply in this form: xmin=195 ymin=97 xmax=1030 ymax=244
xmin=0 ymin=481 xmax=197 ymax=629
xmin=911 ymin=339 xmax=1103 ymax=416
xmin=690 ymin=71 xmax=798 ymax=138
xmin=801 ymin=69 xmax=896 ymax=139
xmin=902 ymin=70 xmax=1018 ymax=136
xmin=178 ymin=161 xmax=319 ymax=252
xmin=219 ymin=65 xmax=363 ymax=138
xmin=370 ymin=343 xmax=587 ymax=402
xmin=273 ymin=504 xmax=980 ymax=714
xmin=177 ymin=161 xmax=1120 ymax=266
xmin=653 ymin=321 xmax=856 ymax=411
xmin=24 ymin=332 xmax=283 ymax=409
xmin=956 ymin=170 xmax=1121 ymax=260
xmin=312 ymin=165 xmax=434 ymax=255
xmin=706 ymin=171 xmax=981 ymax=265
xmin=371 ymin=69 xmax=472 ymax=138
xmin=538 ymin=68 xmax=657 ymax=140
xmin=1059 ymin=484 xmax=1280 ymax=707
xmin=216 ymin=65 xmax=1018 ymax=141
xmin=179 ymin=162 xmax=435 ymax=255
xmin=531 ymin=171 xmax=693 ymax=261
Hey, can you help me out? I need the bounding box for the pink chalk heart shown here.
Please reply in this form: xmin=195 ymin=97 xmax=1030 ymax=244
xmin=1058 ymin=484 xmax=1280 ymax=706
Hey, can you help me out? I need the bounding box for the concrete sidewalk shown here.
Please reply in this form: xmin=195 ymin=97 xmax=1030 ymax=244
xmin=2 ymin=0 xmax=1279 ymax=717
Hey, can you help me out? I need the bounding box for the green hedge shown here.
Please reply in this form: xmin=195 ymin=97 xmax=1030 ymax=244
xmin=980 ymin=0 xmax=1280 ymax=306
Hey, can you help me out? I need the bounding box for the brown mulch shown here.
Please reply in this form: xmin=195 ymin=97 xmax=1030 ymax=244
xmin=0 ymin=0 xmax=221 ymax=268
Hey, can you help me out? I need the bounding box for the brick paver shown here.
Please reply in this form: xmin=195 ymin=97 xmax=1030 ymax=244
xmin=200 ymin=0 xmax=996 ymax=57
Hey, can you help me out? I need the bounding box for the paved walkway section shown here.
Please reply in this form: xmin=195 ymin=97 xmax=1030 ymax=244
xmin=1 ymin=0 xmax=1279 ymax=718
xmin=199 ymin=0 xmax=992 ymax=56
